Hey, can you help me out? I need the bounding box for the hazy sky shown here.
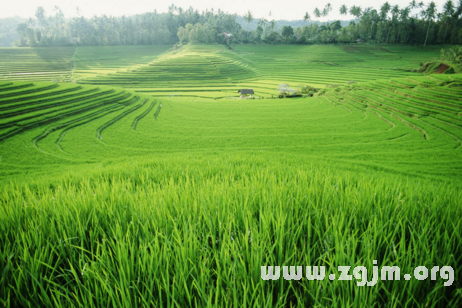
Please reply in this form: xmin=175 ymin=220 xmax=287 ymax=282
xmin=0 ymin=0 xmax=451 ymax=21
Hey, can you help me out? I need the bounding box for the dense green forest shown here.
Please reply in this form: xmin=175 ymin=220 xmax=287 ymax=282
xmin=4 ymin=1 xmax=462 ymax=47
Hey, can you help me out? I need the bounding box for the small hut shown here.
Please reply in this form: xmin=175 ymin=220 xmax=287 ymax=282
xmin=238 ymin=89 xmax=254 ymax=99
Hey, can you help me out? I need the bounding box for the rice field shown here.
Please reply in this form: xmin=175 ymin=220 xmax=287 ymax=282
xmin=0 ymin=47 xmax=75 ymax=82
xmin=0 ymin=44 xmax=461 ymax=307
xmin=74 ymin=45 xmax=443 ymax=97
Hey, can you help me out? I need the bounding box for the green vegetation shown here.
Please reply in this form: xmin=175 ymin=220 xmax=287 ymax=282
xmin=0 ymin=44 xmax=462 ymax=307
xmin=0 ymin=47 xmax=75 ymax=81
xmin=73 ymin=44 xmax=443 ymax=97
xmin=2 ymin=154 xmax=461 ymax=307
xmin=72 ymin=45 xmax=172 ymax=80
xmin=441 ymin=45 xmax=462 ymax=61
xmin=5 ymin=1 xmax=462 ymax=47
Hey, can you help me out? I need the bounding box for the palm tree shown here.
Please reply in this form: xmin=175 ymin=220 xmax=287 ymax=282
xmin=349 ymin=5 xmax=363 ymax=22
xmin=258 ymin=18 xmax=267 ymax=28
xmin=313 ymin=8 xmax=322 ymax=18
xmin=387 ymin=5 xmax=400 ymax=43
xmin=257 ymin=18 xmax=267 ymax=38
xmin=340 ymin=5 xmax=348 ymax=16
xmin=323 ymin=3 xmax=333 ymax=17
xmin=244 ymin=11 xmax=253 ymax=25
xmin=380 ymin=2 xmax=392 ymax=43
xmin=313 ymin=3 xmax=332 ymax=25
xmin=409 ymin=0 xmax=419 ymax=11
xmin=369 ymin=9 xmax=380 ymax=41
xmin=391 ymin=5 xmax=400 ymax=17
xmin=269 ymin=20 xmax=276 ymax=31
xmin=441 ymin=0 xmax=455 ymax=43
xmin=303 ymin=12 xmax=311 ymax=24
xmin=397 ymin=7 xmax=410 ymax=43
xmin=381 ymin=2 xmax=391 ymax=19
xmin=421 ymin=1 xmax=437 ymax=46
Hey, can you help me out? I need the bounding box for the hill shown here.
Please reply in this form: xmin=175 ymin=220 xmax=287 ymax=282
xmin=0 ymin=44 xmax=461 ymax=307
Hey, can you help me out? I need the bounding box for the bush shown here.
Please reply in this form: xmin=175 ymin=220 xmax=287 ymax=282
xmin=297 ymin=36 xmax=307 ymax=44
xmin=444 ymin=67 xmax=455 ymax=74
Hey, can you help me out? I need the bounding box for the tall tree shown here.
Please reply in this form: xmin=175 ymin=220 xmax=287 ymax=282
xmin=397 ymin=7 xmax=411 ymax=42
xmin=314 ymin=3 xmax=332 ymax=26
xmin=244 ymin=11 xmax=253 ymax=25
xmin=258 ymin=18 xmax=267 ymax=29
xmin=422 ymin=1 xmax=437 ymax=46
xmin=323 ymin=3 xmax=333 ymax=17
xmin=350 ymin=5 xmax=363 ymax=22
xmin=35 ymin=6 xmax=46 ymax=43
xmin=380 ymin=2 xmax=392 ymax=43
xmin=303 ymin=12 xmax=311 ymax=25
xmin=441 ymin=0 xmax=455 ymax=43
xmin=9 ymin=3 xmax=462 ymax=47
xmin=313 ymin=8 xmax=322 ymax=18
xmin=282 ymin=25 xmax=294 ymax=42
xmin=369 ymin=9 xmax=381 ymax=41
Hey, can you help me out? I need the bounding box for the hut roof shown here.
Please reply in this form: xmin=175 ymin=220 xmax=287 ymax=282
xmin=238 ymin=89 xmax=254 ymax=95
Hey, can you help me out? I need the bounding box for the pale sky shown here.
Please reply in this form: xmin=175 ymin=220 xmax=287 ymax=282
xmin=0 ymin=0 xmax=450 ymax=21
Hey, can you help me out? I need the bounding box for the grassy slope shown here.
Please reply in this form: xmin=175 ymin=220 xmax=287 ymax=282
xmin=75 ymin=44 xmax=442 ymax=98
xmin=0 ymin=45 xmax=461 ymax=307
xmin=0 ymin=47 xmax=75 ymax=82
xmin=72 ymin=45 xmax=172 ymax=80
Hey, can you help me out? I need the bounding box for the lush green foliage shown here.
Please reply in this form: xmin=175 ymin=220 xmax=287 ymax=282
xmin=6 ymin=1 xmax=462 ymax=47
xmin=1 ymin=154 xmax=461 ymax=307
xmin=441 ymin=45 xmax=462 ymax=62
xmin=0 ymin=44 xmax=462 ymax=307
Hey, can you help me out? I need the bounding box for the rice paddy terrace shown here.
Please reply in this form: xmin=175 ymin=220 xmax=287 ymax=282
xmin=75 ymin=45 xmax=442 ymax=98
xmin=0 ymin=44 xmax=460 ymax=181
xmin=1 ymin=44 xmax=462 ymax=307
xmin=0 ymin=47 xmax=74 ymax=82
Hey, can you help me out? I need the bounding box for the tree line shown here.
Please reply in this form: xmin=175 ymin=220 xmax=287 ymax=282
xmin=11 ymin=1 xmax=462 ymax=47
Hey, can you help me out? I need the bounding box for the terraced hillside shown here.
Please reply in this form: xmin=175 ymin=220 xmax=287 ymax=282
xmin=72 ymin=45 xmax=171 ymax=79
xmin=0 ymin=45 xmax=443 ymax=96
xmin=0 ymin=45 xmax=173 ymax=84
xmin=0 ymin=81 xmax=157 ymax=175
xmin=1 ymin=45 xmax=462 ymax=307
xmin=76 ymin=45 xmax=442 ymax=98
xmin=2 ymin=73 xmax=462 ymax=182
xmin=77 ymin=45 xmax=260 ymax=98
xmin=0 ymin=47 xmax=75 ymax=82
xmin=317 ymin=74 xmax=462 ymax=178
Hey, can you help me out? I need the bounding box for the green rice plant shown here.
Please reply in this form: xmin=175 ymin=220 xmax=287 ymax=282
xmin=96 ymin=97 xmax=146 ymax=140
xmin=153 ymin=102 xmax=162 ymax=120
xmin=132 ymin=99 xmax=157 ymax=130
xmin=0 ymin=84 xmax=83 ymax=106
xmin=0 ymin=153 xmax=461 ymax=307
xmin=0 ymin=47 xmax=75 ymax=82
xmin=0 ymin=44 xmax=461 ymax=307
xmin=0 ymin=83 xmax=59 ymax=99
xmin=0 ymin=87 xmax=100 ymax=114
xmin=0 ymin=82 xmax=34 ymax=92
